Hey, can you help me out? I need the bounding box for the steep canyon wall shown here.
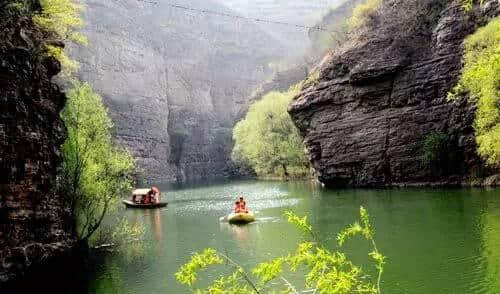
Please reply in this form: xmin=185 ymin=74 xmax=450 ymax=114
xmin=0 ymin=6 xmax=73 ymax=284
xmin=71 ymin=0 xmax=288 ymax=182
xmin=71 ymin=0 xmax=350 ymax=182
xmin=290 ymin=0 xmax=499 ymax=187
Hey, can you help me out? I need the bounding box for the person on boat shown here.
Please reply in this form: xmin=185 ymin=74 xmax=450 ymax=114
xmin=151 ymin=186 xmax=160 ymax=204
xmin=140 ymin=193 xmax=147 ymax=204
xmin=144 ymin=186 xmax=160 ymax=204
xmin=143 ymin=192 xmax=150 ymax=204
xmin=234 ymin=201 xmax=242 ymax=213
xmin=236 ymin=196 xmax=248 ymax=213
xmin=145 ymin=189 xmax=154 ymax=204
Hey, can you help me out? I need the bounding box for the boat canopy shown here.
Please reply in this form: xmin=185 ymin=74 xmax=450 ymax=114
xmin=132 ymin=188 xmax=151 ymax=195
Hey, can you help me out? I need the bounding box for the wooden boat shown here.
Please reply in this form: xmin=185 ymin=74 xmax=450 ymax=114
xmin=123 ymin=188 xmax=167 ymax=209
xmin=227 ymin=212 xmax=255 ymax=224
xmin=122 ymin=199 xmax=167 ymax=209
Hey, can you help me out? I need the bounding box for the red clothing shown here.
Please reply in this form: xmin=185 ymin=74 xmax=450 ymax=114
xmin=234 ymin=200 xmax=248 ymax=213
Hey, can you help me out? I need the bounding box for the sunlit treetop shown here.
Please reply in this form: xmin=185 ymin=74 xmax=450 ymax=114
xmin=34 ymin=0 xmax=88 ymax=45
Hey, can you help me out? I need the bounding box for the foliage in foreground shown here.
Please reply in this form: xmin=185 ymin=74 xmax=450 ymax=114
xmin=232 ymin=85 xmax=309 ymax=178
xmin=59 ymin=81 xmax=135 ymax=242
xmin=176 ymin=207 xmax=385 ymax=294
xmin=448 ymin=17 xmax=500 ymax=167
xmin=33 ymin=0 xmax=87 ymax=77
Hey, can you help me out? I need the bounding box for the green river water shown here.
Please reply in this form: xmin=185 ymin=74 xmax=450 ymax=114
xmin=88 ymin=180 xmax=500 ymax=294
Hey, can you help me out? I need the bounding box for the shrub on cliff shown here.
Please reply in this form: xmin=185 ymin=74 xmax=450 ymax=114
xmin=59 ymin=81 xmax=135 ymax=243
xmin=421 ymin=131 xmax=449 ymax=174
xmin=176 ymin=207 xmax=385 ymax=294
xmin=449 ymin=17 xmax=500 ymax=167
xmin=33 ymin=0 xmax=87 ymax=44
xmin=461 ymin=0 xmax=485 ymax=11
xmin=33 ymin=0 xmax=87 ymax=77
xmin=232 ymin=85 xmax=309 ymax=178
xmin=348 ymin=0 xmax=381 ymax=29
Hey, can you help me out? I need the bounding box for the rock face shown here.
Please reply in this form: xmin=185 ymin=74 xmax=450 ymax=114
xmin=218 ymin=0 xmax=344 ymax=55
xmin=70 ymin=0 xmax=289 ymax=182
xmin=245 ymin=0 xmax=364 ymax=116
xmin=289 ymin=0 xmax=499 ymax=187
xmin=0 ymin=7 xmax=73 ymax=284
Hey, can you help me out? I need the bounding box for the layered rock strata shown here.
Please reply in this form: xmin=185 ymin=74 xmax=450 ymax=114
xmin=289 ymin=0 xmax=499 ymax=187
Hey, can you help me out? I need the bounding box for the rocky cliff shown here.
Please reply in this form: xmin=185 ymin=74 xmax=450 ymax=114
xmin=0 ymin=4 xmax=73 ymax=284
xmin=218 ymin=0 xmax=344 ymax=56
xmin=69 ymin=0 xmax=354 ymax=183
xmin=247 ymin=0 xmax=363 ymax=118
xmin=69 ymin=0 xmax=290 ymax=182
xmin=289 ymin=0 xmax=499 ymax=187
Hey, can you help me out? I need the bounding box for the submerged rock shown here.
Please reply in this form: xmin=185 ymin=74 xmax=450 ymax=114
xmin=289 ymin=0 xmax=499 ymax=187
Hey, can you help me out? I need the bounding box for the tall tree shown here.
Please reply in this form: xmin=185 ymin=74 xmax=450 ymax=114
xmin=232 ymin=85 xmax=309 ymax=178
xmin=60 ymin=81 xmax=135 ymax=243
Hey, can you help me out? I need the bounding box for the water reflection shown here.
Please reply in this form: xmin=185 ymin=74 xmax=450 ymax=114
xmin=150 ymin=209 xmax=163 ymax=243
xmin=89 ymin=262 xmax=124 ymax=294
xmin=86 ymin=181 xmax=500 ymax=294
xmin=219 ymin=223 xmax=253 ymax=251
xmin=481 ymin=199 xmax=500 ymax=293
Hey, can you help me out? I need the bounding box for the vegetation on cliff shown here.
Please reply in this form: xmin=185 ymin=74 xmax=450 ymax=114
xmin=232 ymin=85 xmax=309 ymax=178
xmin=348 ymin=0 xmax=381 ymax=29
xmin=34 ymin=0 xmax=86 ymax=76
xmin=2 ymin=0 xmax=84 ymax=77
xmin=34 ymin=0 xmax=87 ymax=43
xmin=420 ymin=131 xmax=453 ymax=176
xmin=176 ymin=207 xmax=385 ymax=293
xmin=449 ymin=16 xmax=500 ymax=167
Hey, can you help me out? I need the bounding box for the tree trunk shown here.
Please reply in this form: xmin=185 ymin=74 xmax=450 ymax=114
xmin=282 ymin=163 xmax=289 ymax=178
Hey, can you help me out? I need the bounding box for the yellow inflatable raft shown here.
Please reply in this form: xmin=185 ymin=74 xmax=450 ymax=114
xmin=227 ymin=212 xmax=256 ymax=224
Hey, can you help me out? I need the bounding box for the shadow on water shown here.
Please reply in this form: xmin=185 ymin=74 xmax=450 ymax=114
xmin=0 ymin=245 xmax=104 ymax=294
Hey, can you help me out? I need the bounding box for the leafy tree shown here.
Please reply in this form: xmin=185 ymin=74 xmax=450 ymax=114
xmin=448 ymin=17 xmax=500 ymax=167
xmin=232 ymin=85 xmax=309 ymax=178
xmin=59 ymin=81 xmax=135 ymax=243
xmin=176 ymin=207 xmax=385 ymax=294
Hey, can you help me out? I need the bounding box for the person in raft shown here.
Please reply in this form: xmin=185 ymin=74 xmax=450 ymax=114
xmin=234 ymin=196 xmax=248 ymax=213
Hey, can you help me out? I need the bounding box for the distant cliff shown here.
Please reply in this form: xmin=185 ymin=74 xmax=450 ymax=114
xmin=0 ymin=4 xmax=73 ymax=284
xmin=289 ymin=0 xmax=499 ymax=187
xmin=69 ymin=0 xmax=289 ymax=182
xmin=248 ymin=0 xmax=363 ymax=119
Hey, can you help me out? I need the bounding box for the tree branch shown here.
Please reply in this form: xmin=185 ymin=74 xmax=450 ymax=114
xmin=218 ymin=252 xmax=260 ymax=294
xmin=280 ymin=277 xmax=298 ymax=294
